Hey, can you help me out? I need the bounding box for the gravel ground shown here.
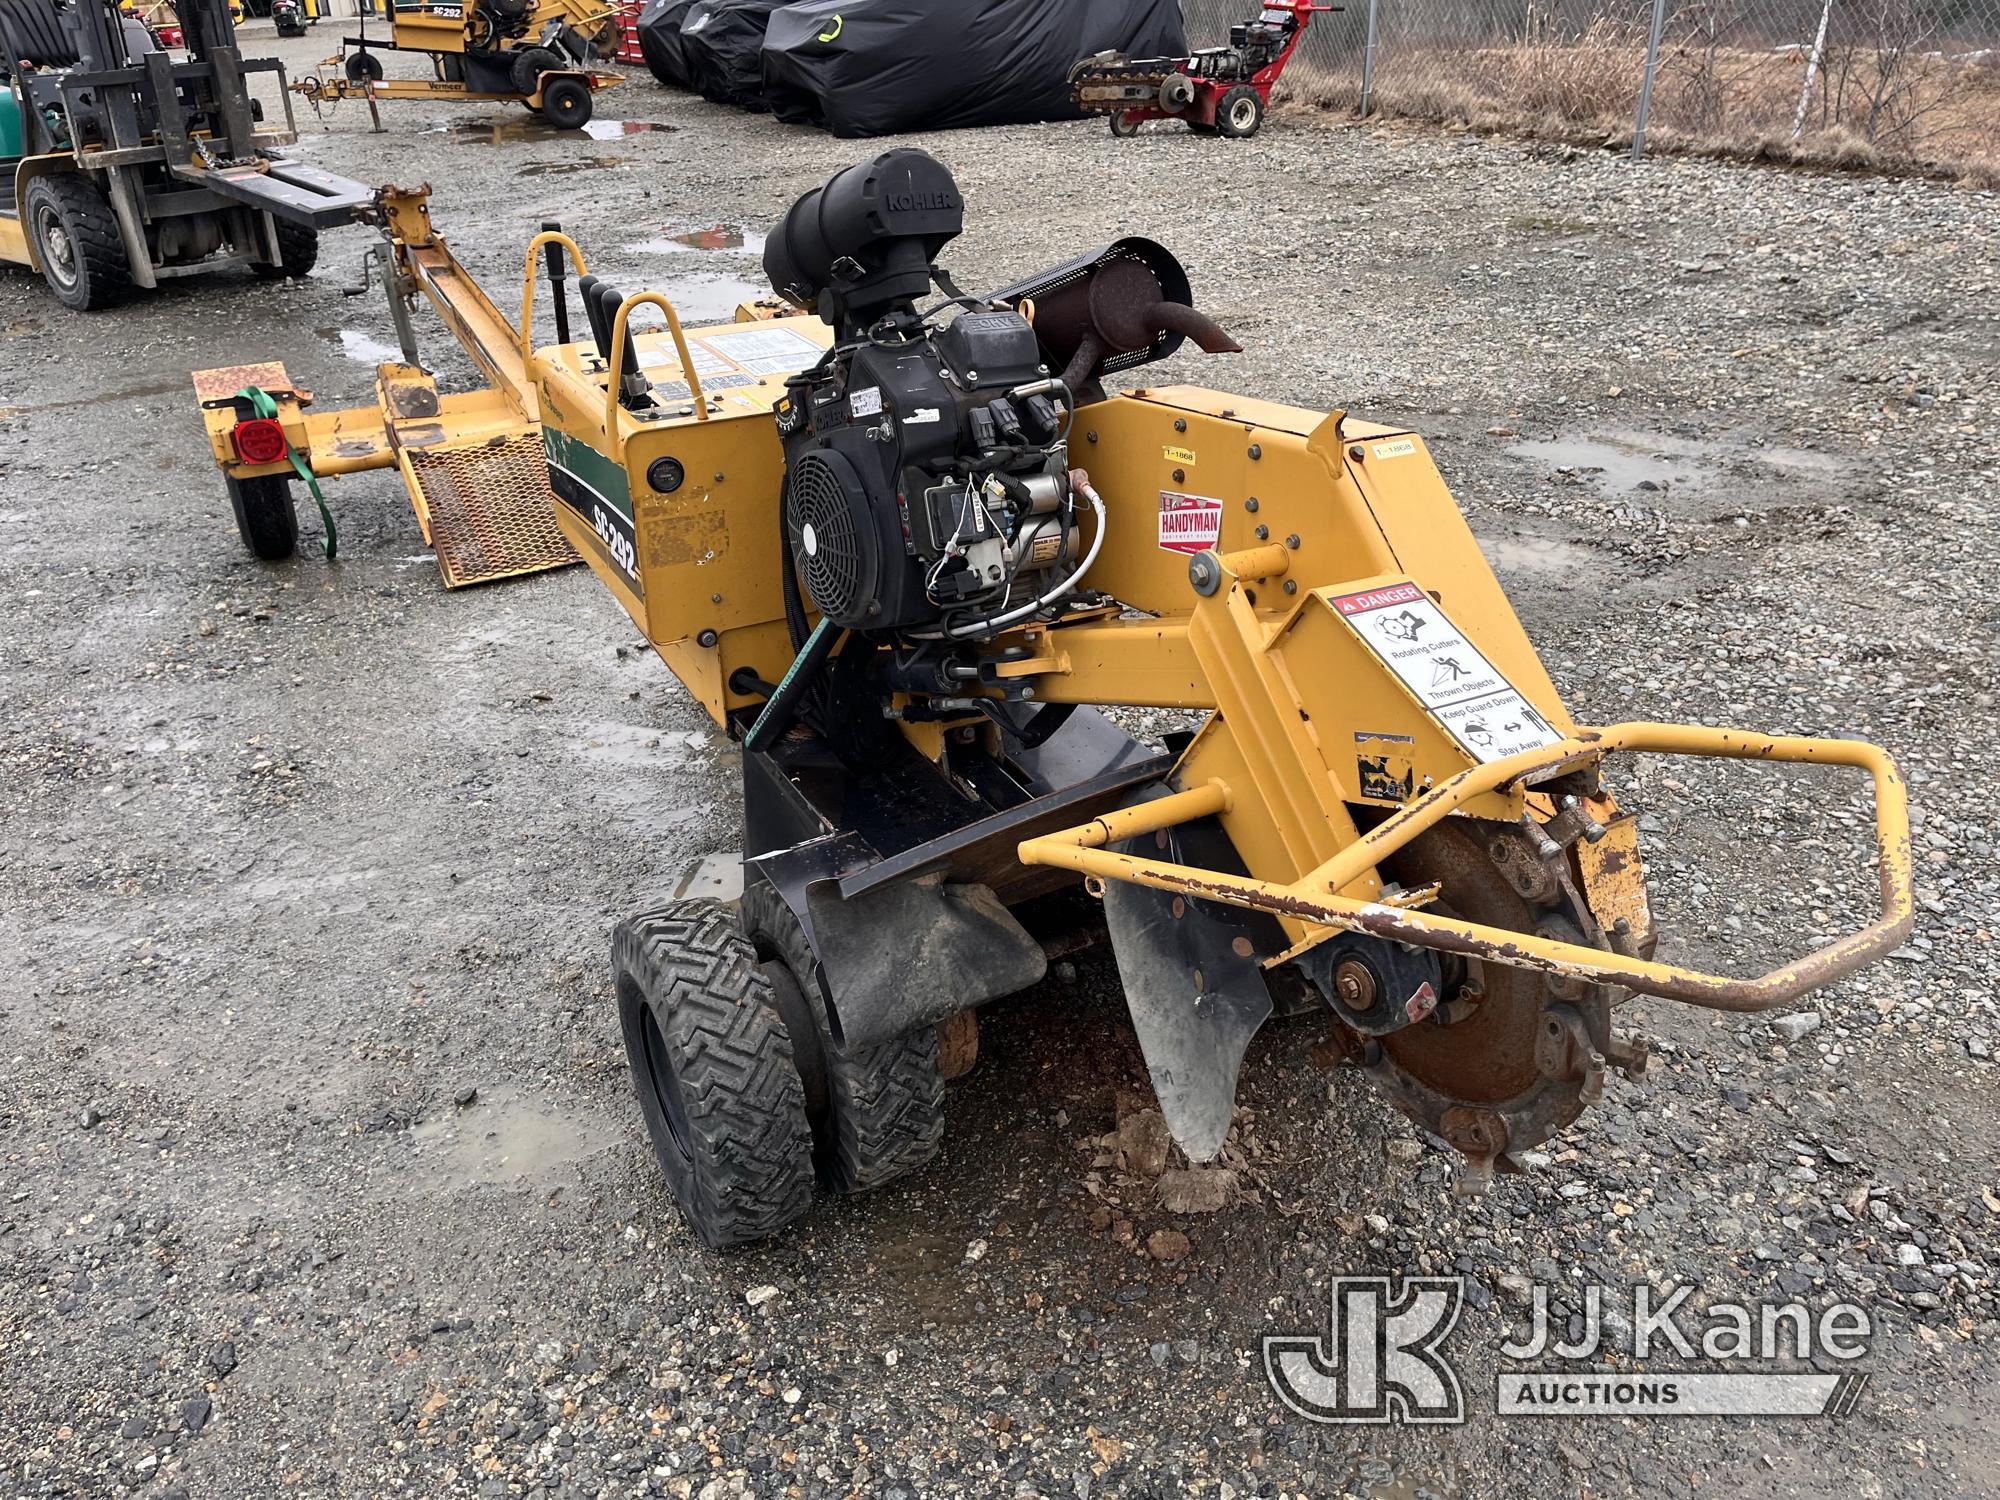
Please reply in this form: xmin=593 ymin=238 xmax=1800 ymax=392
xmin=2 ymin=25 xmax=1997 ymax=1500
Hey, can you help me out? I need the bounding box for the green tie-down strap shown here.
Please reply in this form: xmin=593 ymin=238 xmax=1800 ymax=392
xmin=235 ymin=385 xmax=338 ymax=561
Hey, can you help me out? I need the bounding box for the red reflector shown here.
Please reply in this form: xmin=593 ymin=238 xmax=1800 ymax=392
xmin=233 ymin=417 xmax=289 ymax=466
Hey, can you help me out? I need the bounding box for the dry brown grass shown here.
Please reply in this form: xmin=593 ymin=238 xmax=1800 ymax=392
xmin=1286 ymin=31 xmax=2000 ymax=182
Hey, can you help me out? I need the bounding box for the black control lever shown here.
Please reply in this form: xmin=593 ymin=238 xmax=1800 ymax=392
xmin=541 ymin=220 xmax=570 ymax=346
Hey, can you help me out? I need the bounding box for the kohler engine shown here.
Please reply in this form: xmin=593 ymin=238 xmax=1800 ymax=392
xmin=765 ymin=150 xmax=1083 ymax=638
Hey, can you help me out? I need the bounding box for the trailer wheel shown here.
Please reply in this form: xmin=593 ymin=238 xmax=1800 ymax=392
xmin=1216 ymin=84 xmax=1264 ymax=138
xmin=24 ymin=176 xmax=131 ymax=312
xmin=539 ymin=75 xmax=593 ymax=129
xmin=227 ymin=472 xmax=298 ymax=561
xmin=1108 ymin=110 xmax=1141 ymax=138
xmin=344 ymin=50 xmax=383 ymax=84
xmin=252 ymin=218 xmax=319 ymax=281
xmin=741 ymin=880 xmax=946 ymax=1195
xmin=614 ymin=899 xmax=815 ymax=1249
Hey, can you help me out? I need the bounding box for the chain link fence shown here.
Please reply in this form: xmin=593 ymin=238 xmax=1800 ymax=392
xmin=1183 ymin=0 xmax=2000 ymax=176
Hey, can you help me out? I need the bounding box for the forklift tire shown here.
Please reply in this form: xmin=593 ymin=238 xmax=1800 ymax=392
xmin=344 ymin=51 xmax=384 ymax=84
xmin=24 ymin=177 xmax=131 ymax=312
xmin=741 ymin=880 xmax=946 ymax=1196
xmin=1108 ymin=110 xmax=1141 ymax=138
xmin=510 ymin=45 xmax=561 ymax=95
xmin=1216 ymin=84 xmax=1264 ymax=138
xmin=227 ymin=472 xmax=299 ymax=561
xmin=252 ymin=218 xmax=319 ymax=281
xmin=538 ymin=74 xmax=592 ymax=130
xmin=614 ymin=899 xmax=815 ymax=1249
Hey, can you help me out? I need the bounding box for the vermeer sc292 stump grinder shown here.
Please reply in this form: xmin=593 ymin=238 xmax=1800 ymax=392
xmin=195 ymin=151 xmax=1914 ymax=1247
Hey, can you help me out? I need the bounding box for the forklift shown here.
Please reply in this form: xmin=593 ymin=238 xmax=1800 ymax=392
xmin=299 ymin=0 xmax=621 ymax=129
xmin=0 ymin=0 xmax=372 ymax=308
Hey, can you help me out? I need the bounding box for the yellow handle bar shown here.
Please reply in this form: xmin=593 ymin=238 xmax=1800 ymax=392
xmin=517 ymin=229 xmax=589 ymax=362
xmin=1017 ymin=721 xmax=1914 ymax=1013
xmin=604 ymin=292 xmax=708 ymax=436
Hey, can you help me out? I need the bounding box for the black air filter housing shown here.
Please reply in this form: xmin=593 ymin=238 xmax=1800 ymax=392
xmin=764 ymin=150 xmax=962 ymax=334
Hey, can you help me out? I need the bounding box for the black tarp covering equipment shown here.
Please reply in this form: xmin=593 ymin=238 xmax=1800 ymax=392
xmin=635 ymin=0 xmax=702 ymax=87
xmin=678 ymin=0 xmax=788 ymax=107
xmin=761 ymin=0 xmax=1188 ymax=136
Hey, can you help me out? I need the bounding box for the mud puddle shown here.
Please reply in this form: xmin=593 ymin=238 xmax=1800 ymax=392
xmin=1509 ymin=433 xmax=1702 ymax=493
xmin=318 ymin=325 xmax=405 ymax=365
xmin=517 ymin=153 xmax=629 ymax=177
xmin=566 ymin=720 xmax=710 ymax=768
xmin=1478 ymin=534 xmax=1598 ymax=578
xmin=617 ymin=270 xmax=766 ymax=322
xmin=626 ymin=223 xmax=768 ymax=256
xmin=863 ymin=1230 xmax=984 ymax=1329
xmin=8 ymin=378 xmax=188 ymax=414
xmin=437 ymin=116 xmax=674 ymax=144
xmin=671 ymin=849 xmax=743 ymax=903
xmin=410 ymin=1083 xmax=619 ymax=1188
xmin=1509 ymin=427 xmax=1846 ymax=494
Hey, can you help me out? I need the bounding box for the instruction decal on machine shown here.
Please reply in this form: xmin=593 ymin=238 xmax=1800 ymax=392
xmin=1332 ymin=581 xmax=1564 ymax=764
xmin=1158 ymin=491 xmax=1224 ymax=555
xmin=701 ymin=324 xmax=826 ymax=377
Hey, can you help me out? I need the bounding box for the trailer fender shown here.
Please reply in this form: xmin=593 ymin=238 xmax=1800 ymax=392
xmin=802 ymin=873 xmax=1047 ymax=1052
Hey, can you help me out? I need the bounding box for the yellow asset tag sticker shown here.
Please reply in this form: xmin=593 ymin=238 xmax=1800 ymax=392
xmin=1163 ymin=444 xmax=1197 ymax=465
xmin=1372 ymin=438 xmax=1417 ymax=460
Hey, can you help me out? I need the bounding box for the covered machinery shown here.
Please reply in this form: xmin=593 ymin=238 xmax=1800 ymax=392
xmin=760 ymin=0 xmax=1186 ymax=136
xmin=192 ymin=153 xmax=1915 ymax=1250
xmin=639 ymin=0 xmax=1187 ymax=137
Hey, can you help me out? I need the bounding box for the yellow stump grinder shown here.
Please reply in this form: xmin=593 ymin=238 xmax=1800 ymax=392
xmin=193 ymin=152 xmax=1914 ymax=1248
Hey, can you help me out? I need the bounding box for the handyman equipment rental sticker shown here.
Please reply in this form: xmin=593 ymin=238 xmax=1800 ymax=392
xmin=1158 ymin=491 xmax=1224 ymax=554
xmin=1332 ymin=582 xmax=1565 ymax=763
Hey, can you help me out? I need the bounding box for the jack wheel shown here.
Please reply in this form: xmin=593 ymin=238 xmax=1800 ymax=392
xmin=614 ymin=898 xmax=815 ymax=1249
xmin=538 ymin=74 xmax=592 ymax=129
xmin=252 ymin=218 xmax=319 ymax=281
xmin=741 ymin=880 xmax=945 ymax=1194
xmin=227 ymin=472 xmax=298 ymax=561
xmin=343 ymin=50 xmax=383 ymax=84
xmin=1216 ymin=84 xmax=1264 ymax=138
xmin=25 ymin=176 xmax=130 ymax=312
xmin=1108 ymin=110 xmax=1141 ymax=138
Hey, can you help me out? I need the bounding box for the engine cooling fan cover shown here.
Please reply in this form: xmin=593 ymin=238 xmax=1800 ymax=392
xmin=786 ymin=449 xmax=880 ymax=628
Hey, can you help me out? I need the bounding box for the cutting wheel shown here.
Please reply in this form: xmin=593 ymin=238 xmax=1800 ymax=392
xmin=1364 ymin=817 xmax=1606 ymax=1176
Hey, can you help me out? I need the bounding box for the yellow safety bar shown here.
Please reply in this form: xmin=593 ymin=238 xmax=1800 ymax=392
xmin=604 ymin=292 xmax=708 ymax=434
xmin=517 ymin=230 xmax=589 ymax=360
xmin=1017 ymin=721 xmax=1914 ymax=1013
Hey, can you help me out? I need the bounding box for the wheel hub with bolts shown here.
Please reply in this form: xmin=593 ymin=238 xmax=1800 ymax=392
xmin=37 ymin=213 xmax=76 ymax=287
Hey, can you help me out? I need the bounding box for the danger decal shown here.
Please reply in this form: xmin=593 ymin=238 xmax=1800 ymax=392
xmin=1331 ymin=582 xmax=1564 ymax=765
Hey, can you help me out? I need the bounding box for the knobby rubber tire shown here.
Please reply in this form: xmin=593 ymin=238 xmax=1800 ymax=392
xmin=25 ymin=176 xmax=132 ymax=312
xmin=252 ymin=218 xmax=318 ymax=280
xmin=740 ymin=880 xmax=945 ymax=1195
xmin=614 ymin=898 xmax=814 ymax=1248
